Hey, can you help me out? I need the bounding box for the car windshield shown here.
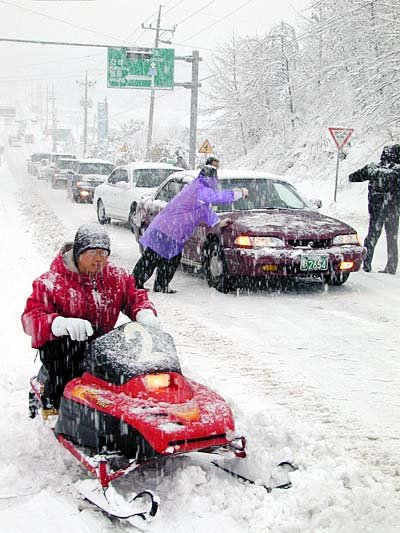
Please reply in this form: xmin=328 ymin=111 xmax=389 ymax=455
xmin=79 ymin=163 xmax=115 ymax=175
xmin=135 ymin=168 xmax=177 ymax=188
xmin=52 ymin=154 xmax=76 ymax=163
xmin=57 ymin=159 xmax=79 ymax=170
xmin=215 ymin=178 xmax=309 ymax=212
xmin=32 ymin=153 xmax=50 ymax=162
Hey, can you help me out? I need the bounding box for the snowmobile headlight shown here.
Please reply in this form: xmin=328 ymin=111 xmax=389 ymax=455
xmin=234 ymin=236 xmax=284 ymax=249
xmin=144 ymin=373 xmax=170 ymax=390
xmin=333 ymin=234 xmax=360 ymax=245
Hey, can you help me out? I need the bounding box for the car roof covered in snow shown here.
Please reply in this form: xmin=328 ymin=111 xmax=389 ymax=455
xmin=122 ymin=161 xmax=183 ymax=171
xmin=167 ymin=168 xmax=287 ymax=183
xmin=78 ymin=158 xmax=115 ymax=165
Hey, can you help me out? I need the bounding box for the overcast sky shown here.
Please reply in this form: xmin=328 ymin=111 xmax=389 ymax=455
xmin=0 ymin=0 xmax=311 ymax=134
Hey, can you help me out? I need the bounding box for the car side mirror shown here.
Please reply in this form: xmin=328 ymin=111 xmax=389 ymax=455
xmin=310 ymin=198 xmax=322 ymax=209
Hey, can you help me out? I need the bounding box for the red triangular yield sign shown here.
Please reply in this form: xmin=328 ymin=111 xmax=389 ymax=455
xmin=328 ymin=127 xmax=354 ymax=150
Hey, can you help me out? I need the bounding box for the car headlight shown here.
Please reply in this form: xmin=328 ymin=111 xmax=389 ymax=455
xmin=144 ymin=373 xmax=171 ymax=390
xmin=333 ymin=234 xmax=360 ymax=245
xmin=234 ymin=236 xmax=284 ymax=248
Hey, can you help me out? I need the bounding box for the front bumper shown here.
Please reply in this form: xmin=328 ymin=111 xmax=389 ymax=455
xmin=74 ymin=185 xmax=97 ymax=201
xmin=224 ymin=245 xmax=366 ymax=277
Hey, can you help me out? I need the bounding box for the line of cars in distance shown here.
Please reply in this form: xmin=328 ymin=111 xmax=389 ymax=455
xmin=26 ymin=152 xmax=366 ymax=291
xmin=27 ymin=152 xmax=116 ymax=202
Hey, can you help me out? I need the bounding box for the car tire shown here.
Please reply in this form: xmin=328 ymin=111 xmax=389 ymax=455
xmin=203 ymin=240 xmax=233 ymax=293
xmin=97 ymin=199 xmax=110 ymax=224
xmin=325 ymin=272 xmax=350 ymax=286
xmin=128 ymin=203 xmax=137 ymax=234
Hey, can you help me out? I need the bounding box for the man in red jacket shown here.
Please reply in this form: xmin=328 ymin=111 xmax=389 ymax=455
xmin=22 ymin=224 xmax=160 ymax=414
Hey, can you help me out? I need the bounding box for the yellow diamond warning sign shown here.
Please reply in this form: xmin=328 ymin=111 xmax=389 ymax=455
xmin=120 ymin=142 xmax=129 ymax=152
xmin=198 ymin=139 xmax=213 ymax=154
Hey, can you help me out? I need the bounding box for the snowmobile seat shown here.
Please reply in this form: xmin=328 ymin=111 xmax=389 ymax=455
xmin=83 ymin=322 xmax=182 ymax=385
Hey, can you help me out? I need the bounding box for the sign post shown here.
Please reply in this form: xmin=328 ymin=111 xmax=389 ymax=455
xmin=328 ymin=127 xmax=354 ymax=202
xmin=107 ymin=47 xmax=175 ymax=90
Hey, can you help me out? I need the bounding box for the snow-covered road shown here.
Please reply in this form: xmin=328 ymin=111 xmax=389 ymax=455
xmin=1 ymin=146 xmax=400 ymax=532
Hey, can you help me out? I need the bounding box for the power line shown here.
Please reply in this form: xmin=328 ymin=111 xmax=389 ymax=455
xmin=174 ymin=0 xmax=217 ymax=28
xmin=179 ymin=0 xmax=257 ymax=43
xmin=0 ymin=0 xmax=127 ymax=44
xmin=163 ymin=0 xmax=187 ymax=17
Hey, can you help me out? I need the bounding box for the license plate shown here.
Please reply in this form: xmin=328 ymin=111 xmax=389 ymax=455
xmin=300 ymin=255 xmax=328 ymax=271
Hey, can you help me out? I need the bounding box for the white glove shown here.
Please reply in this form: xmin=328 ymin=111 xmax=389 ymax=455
xmin=233 ymin=188 xmax=243 ymax=201
xmin=51 ymin=316 xmax=94 ymax=342
xmin=233 ymin=187 xmax=248 ymax=200
xmin=136 ymin=309 xmax=162 ymax=330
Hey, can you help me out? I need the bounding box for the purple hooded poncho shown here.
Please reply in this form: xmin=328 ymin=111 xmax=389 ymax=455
xmin=140 ymin=174 xmax=235 ymax=259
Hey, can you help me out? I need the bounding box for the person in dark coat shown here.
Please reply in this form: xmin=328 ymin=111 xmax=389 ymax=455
xmin=205 ymin=155 xmax=220 ymax=169
xmin=176 ymin=155 xmax=188 ymax=170
xmin=132 ymin=165 xmax=248 ymax=293
xmin=349 ymin=144 xmax=400 ymax=274
xmin=22 ymin=224 xmax=160 ymax=415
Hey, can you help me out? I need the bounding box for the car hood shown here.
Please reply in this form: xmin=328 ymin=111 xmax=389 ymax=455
xmin=229 ymin=209 xmax=356 ymax=239
xmin=79 ymin=174 xmax=106 ymax=181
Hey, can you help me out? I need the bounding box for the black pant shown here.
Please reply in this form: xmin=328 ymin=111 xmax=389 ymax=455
xmin=39 ymin=337 xmax=87 ymax=409
xmin=133 ymin=248 xmax=182 ymax=291
xmin=364 ymin=203 xmax=399 ymax=273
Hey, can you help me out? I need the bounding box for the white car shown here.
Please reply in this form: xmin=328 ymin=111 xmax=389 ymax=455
xmin=37 ymin=158 xmax=50 ymax=180
xmin=93 ymin=162 xmax=183 ymax=231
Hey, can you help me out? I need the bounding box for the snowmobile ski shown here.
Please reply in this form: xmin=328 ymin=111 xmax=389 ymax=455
xmin=209 ymin=459 xmax=296 ymax=492
xmin=75 ymin=479 xmax=159 ymax=529
xmin=191 ymin=451 xmax=296 ymax=492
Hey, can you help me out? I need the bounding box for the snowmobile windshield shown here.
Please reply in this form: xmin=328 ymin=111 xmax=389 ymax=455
xmin=84 ymin=322 xmax=181 ymax=385
xmin=215 ymin=178 xmax=309 ymax=212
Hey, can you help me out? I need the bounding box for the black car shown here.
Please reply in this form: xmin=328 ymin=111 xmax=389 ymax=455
xmin=66 ymin=159 xmax=115 ymax=203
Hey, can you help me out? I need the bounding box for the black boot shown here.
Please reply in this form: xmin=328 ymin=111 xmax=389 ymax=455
xmin=363 ymin=260 xmax=372 ymax=272
xmin=378 ymin=268 xmax=396 ymax=275
xmin=153 ymin=284 xmax=177 ymax=294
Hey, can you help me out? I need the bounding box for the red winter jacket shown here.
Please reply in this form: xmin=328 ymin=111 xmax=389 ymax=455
xmin=22 ymin=245 xmax=156 ymax=348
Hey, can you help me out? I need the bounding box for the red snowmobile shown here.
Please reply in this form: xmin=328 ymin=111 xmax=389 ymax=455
xmin=30 ymin=322 xmax=294 ymax=527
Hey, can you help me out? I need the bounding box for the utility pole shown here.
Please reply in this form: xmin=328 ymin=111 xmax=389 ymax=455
xmin=38 ymin=84 xmax=43 ymax=130
xmin=47 ymin=85 xmax=57 ymax=152
xmin=174 ymin=52 xmax=202 ymax=169
xmin=76 ymin=69 xmax=95 ymax=157
xmin=142 ymin=5 xmax=175 ymax=160
xmin=189 ymin=51 xmax=200 ymax=169
xmin=45 ymin=84 xmax=49 ymax=133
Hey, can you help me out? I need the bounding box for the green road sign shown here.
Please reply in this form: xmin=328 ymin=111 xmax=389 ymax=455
xmin=107 ymin=47 xmax=175 ymax=90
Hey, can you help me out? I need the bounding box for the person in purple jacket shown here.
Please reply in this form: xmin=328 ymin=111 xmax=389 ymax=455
xmin=132 ymin=165 xmax=248 ymax=293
